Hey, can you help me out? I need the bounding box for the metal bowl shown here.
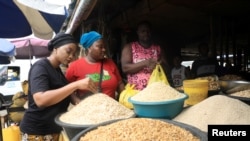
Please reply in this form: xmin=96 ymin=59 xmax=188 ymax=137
xmin=55 ymin=113 xmax=136 ymax=140
xmin=219 ymin=80 xmax=250 ymax=94
xmin=71 ymin=118 xmax=207 ymax=141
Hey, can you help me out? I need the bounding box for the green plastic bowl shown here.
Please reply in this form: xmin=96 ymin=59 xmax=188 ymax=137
xmin=128 ymin=93 xmax=188 ymax=119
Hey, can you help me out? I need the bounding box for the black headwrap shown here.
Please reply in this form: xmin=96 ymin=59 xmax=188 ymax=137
xmin=48 ymin=32 xmax=77 ymax=51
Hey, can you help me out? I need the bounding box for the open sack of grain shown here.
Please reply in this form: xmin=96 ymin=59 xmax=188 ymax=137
xmin=195 ymin=75 xmax=221 ymax=96
xmin=175 ymin=75 xmax=221 ymax=95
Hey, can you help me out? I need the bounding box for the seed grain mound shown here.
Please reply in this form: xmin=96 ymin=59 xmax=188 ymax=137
xmin=59 ymin=94 xmax=135 ymax=125
xmin=79 ymin=118 xmax=200 ymax=141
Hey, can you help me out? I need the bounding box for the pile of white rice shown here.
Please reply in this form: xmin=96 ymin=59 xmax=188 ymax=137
xmin=59 ymin=93 xmax=135 ymax=125
xmin=173 ymin=95 xmax=250 ymax=132
xmin=131 ymin=82 xmax=185 ymax=102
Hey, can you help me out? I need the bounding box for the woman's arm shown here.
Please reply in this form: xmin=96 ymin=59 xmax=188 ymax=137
xmin=121 ymin=43 xmax=156 ymax=74
xmin=70 ymin=91 xmax=81 ymax=105
xmin=33 ymin=77 xmax=97 ymax=108
xmin=116 ymin=80 xmax=125 ymax=100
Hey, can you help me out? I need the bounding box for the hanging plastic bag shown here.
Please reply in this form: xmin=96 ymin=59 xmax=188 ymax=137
xmin=119 ymin=83 xmax=139 ymax=109
xmin=147 ymin=64 xmax=169 ymax=86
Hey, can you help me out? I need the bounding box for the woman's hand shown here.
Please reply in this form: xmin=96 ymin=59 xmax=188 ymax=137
xmin=70 ymin=92 xmax=81 ymax=105
xmin=147 ymin=58 xmax=158 ymax=71
xmin=77 ymin=77 xmax=98 ymax=93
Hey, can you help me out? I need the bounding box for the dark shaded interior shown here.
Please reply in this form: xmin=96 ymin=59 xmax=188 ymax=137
xmin=71 ymin=0 xmax=250 ymax=79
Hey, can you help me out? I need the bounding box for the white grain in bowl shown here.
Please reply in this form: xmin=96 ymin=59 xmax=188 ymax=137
xmin=131 ymin=82 xmax=184 ymax=102
xmin=59 ymin=93 xmax=135 ymax=125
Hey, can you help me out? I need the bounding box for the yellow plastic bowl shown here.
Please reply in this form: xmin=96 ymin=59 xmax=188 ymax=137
xmin=183 ymin=80 xmax=209 ymax=105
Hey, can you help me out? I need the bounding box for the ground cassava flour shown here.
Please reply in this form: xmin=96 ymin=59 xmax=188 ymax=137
xmin=173 ymin=95 xmax=250 ymax=132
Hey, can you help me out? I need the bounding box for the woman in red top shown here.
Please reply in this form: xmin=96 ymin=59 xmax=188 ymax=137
xmin=65 ymin=31 xmax=124 ymax=102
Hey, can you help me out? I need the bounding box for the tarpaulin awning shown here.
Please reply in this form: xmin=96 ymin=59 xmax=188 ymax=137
xmin=10 ymin=37 xmax=50 ymax=59
xmin=0 ymin=0 xmax=68 ymax=39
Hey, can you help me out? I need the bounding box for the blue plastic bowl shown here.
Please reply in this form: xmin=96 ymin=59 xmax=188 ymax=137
xmin=128 ymin=93 xmax=188 ymax=119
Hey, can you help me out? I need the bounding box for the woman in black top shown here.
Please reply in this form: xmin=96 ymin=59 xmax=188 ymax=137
xmin=20 ymin=33 xmax=97 ymax=141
